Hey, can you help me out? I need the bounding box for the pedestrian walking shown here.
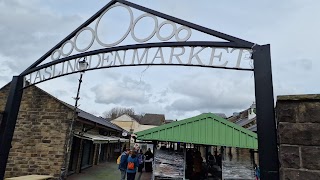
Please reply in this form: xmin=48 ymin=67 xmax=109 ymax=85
xmin=144 ymin=148 xmax=154 ymax=172
xmin=118 ymin=148 xmax=130 ymax=180
xmin=127 ymin=150 xmax=139 ymax=180
xmin=137 ymin=149 xmax=145 ymax=180
xmin=254 ymin=164 xmax=260 ymax=180
xmin=192 ymin=150 xmax=203 ymax=180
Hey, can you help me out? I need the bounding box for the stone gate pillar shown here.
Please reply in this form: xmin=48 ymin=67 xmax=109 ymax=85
xmin=277 ymin=95 xmax=320 ymax=179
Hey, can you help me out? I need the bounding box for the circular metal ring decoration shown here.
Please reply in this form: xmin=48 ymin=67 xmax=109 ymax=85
xmin=74 ymin=27 xmax=96 ymax=52
xmin=131 ymin=13 xmax=158 ymax=43
xmin=51 ymin=49 xmax=62 ymax=61
xmin=60 ymin=40 xmax=75 ymax=56
xmin=95 ymin=4 xmax=134 ymax=47
xmin=50 ymin=5 xmax=194 ymax=60
xmin=175 ymin=26 xmax=192 ymax=42
xmin=156 ymin=20 xmax=177 ymax=41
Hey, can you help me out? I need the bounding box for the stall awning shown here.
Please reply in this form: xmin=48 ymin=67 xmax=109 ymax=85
xmin=74 ymin=132 xmax=129 ymax=144
xmin=136 ymin=113 xmax=258 ymax=149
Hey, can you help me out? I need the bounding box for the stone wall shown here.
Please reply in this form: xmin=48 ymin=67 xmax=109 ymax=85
xmin=277 ymin=95 xmax=320 ymax=180
xmin=0 ymin=83 xmax=125 ymax=179
xmin=0 ymin=84 xmax=73 ymax=179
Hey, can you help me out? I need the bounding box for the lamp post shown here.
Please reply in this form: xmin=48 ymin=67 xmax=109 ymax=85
xmin=60 ymin=57 xmax=88 ymax=180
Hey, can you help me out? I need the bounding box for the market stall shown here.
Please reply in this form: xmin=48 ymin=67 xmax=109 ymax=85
xmin=136 ymin=113 xmax=258 ymax=180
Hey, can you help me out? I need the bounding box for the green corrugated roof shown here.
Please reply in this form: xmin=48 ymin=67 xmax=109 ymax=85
xmin=136 ymin=113 xmax=258 ymax=149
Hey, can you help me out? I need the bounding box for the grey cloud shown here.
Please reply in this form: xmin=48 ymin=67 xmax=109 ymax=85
xmin=91 ymin=76 xmax=151 ymax=105
xmin=0 ymin=0 xmax=83 ymax=74
xmin=0 ymin=76 xmax=9 ymax=81
xmin=159 ymin=88 xmax=169 ymax=96
xmin=165 ymin=72 xmax=254 ymax=115
xmin=122 ymin=76 xmax=151 ymax=91
xmin=290 ymin=59 xmax=313 ymax=71
xmin=52 ymin=90 xmax=69 ymax=97
xmin=100 ymin=70 xmax=122 ymax=81
xmin=166 ymin=95 xmax=251 ymax=116
xmin=166 ymin=96 xmax=249 ymax=113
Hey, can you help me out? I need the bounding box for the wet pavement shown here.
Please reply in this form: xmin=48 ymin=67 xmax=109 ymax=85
xmin=223 ymin=160 xmax=254 ymax=179
xmin=67 ymin=161 xmax=152 ymax=180
xmin=222 ymin=148 xmax=256 ymax=180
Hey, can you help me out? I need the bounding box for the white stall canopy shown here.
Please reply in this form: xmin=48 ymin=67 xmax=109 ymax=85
xmin=74 ymin=132 xmax=129 ymax=144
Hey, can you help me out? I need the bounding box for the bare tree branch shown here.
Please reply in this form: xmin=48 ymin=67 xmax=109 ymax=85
xmin=103 ymin=107 xmax=135 ymax=120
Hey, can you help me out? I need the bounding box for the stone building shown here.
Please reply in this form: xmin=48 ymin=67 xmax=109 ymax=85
xmin=111 ymin=113 xmax=165 ymax=150
xmin=228 ymin=103 xmax=257 ymax=132
xmin=111 ymin=113 xmax=165 ymax=134
xmin=0 ymin=83 xmax=128 ymax=179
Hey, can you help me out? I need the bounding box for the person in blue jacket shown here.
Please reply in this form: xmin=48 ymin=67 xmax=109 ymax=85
xmin=126 ymin=150 xmax=139 ymax=180
xmin=254 ymin=164 xmax=260 ymax=180
xmin=119 ymin=148 xmax=130 ymax=180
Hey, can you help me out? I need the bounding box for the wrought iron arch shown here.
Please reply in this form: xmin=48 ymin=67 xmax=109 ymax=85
xmin=0 ymin=0 xmax=279 ymax=179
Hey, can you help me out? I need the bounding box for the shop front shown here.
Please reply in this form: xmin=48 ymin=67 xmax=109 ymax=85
xmin=67 ymin=132 xmax=129 ymax=175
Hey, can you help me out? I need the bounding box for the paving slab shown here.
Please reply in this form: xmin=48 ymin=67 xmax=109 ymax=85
xmin=67 ymin=161 xmax=152 ymax=180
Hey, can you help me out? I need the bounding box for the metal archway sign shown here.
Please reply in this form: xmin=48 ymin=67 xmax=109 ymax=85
xmin=0 ymin=0 xmax=279 ymax=179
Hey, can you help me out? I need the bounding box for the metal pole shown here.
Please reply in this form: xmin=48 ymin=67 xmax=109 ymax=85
xmin=60 ymin=72 xmax=84 ymax=180
xmin=183 ymin=143 xmax=186 ymax=180
xmin=253 ymin=44 xmax=279 ymax=180
xmin=0 ymin=76 xmax=24 ymax=180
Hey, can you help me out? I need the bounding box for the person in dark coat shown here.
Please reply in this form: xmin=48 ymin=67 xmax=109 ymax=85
xmin=192 ymin=151 xmax=203 ymax=180
xmin=186 ymin=149 xmax=194 ymax=179
xmin=118 ymin=148 xmax=130 ymax=180
xmin=137 ymin=149 xmax=145 ymax=180
xmin=144 ymin=148 xmax=154 ymax=172
xmin=216 ymin=153 xmax=222 ymax=168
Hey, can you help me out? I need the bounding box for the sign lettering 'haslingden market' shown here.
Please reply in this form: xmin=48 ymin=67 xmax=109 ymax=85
xmin=24 ymin=47 xmax=252 ymax=86
xmin=23 ymin=4 xmax=253 ymax=87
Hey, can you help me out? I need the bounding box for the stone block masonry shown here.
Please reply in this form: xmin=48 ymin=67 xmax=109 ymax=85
xmin=277 ymin=95 xmax=320 ymax=180
xmin=0 ymin=84 xmax=72 ymax=179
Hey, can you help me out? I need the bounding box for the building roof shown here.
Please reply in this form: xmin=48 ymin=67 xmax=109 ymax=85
xmin=237 ymin=117 xmax=256 ymax=127
xmin=136 ymin=113 xmax=258 ymax=149
xmin=111 ymin=114 xmax=139 ymax=123
xmin=62 ymin=103 xmax=124 ymax=132
xmin=139 ymin=113 xmax=165 ymax=126
xmin=130 ymin=114 xmax=143 ymax=122
xmin=78 ymin=109 xmax=124 ymax=132
xmin=1 ymin=82 xmax=126 ymax=133
xmin=165 ymin=120 xmax=174 ymax=124
xmin=228 ymin=108 xmax=249 ymax=120
xmin=213 ymin=113 xmax=227 ymax=119
xmin=247 ymin=124 xmax=257 ymax=132
xmin=36 ymin=88 xmax=125 ymax=132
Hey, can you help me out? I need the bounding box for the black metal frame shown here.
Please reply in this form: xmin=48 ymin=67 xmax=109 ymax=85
xmin=21 ymin=41 xmax=252 ymax=76
xmin=253 ymin=45 xmax=279 ymax=179
xmin=0 ymin=0 xmax=279 ymax=179
xmin=0 ymin=76 xmax=24 ymax=179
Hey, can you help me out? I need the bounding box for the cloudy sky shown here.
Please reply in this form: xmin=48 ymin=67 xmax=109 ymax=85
xmin=1 ymin=0 xmax=319 ymax=120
